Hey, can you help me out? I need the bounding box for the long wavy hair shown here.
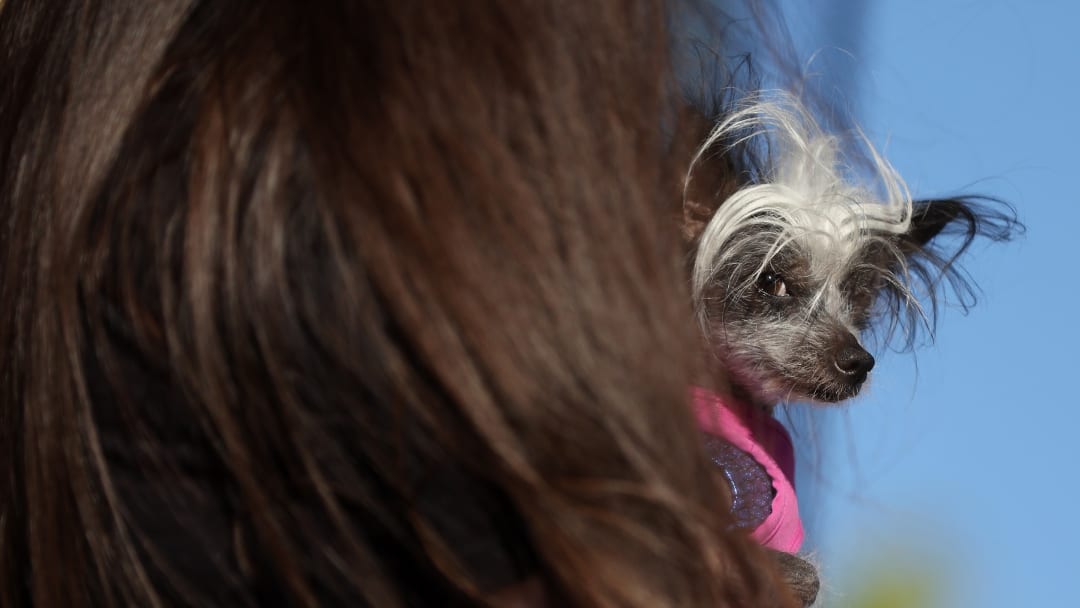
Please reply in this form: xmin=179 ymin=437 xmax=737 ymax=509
xmin=0 ymin=1 xmax=795 ymax=606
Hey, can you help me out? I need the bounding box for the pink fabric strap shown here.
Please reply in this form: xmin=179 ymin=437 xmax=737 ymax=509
xmin=693 ymin=387 xmax=804 ymax=553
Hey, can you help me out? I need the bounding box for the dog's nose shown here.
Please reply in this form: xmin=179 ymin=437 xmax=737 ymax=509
xmin=834 ymin=346 xmax=875 ymax=378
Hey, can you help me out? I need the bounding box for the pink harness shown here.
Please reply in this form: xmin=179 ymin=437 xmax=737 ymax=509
xmin=693 ymin=387 xmax=804 ymax=553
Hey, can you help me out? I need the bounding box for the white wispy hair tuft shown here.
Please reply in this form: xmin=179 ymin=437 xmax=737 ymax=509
xmin=685 ymin=91 xmax=919 ymax=328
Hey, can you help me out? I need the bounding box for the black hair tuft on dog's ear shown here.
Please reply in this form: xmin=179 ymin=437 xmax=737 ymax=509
xmin=902 ymin=196 xmax=1020 ymax=255
xmin=906 ymin=198 xmax=979 ymax=247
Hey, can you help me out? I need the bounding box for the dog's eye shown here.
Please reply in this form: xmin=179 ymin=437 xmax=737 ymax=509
xmin=757 ymin=272 xmax=789 ymax=297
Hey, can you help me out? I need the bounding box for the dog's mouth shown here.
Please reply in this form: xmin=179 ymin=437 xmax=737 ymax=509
xmin=784 ymin=354 xmax=874 ymax=404
xmin=764 ymin=371 xmax=870 ymax=404
xmin=726 ymin=357 xmax=871 ymax=406
xmin=807 ymin=380 xmax=864 ymax=403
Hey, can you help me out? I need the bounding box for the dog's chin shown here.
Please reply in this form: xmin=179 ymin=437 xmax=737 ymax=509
xmin=751 ymin=376 xmax=866 ymax=405
xmin=727 ymin=365 xmax=867 ymax=406
xmin=806 ymin=381 xmax=864 ymax=404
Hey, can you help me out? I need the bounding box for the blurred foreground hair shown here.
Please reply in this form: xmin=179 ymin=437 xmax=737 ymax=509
xmin=0 ymin=1 xmax=796 ymax=606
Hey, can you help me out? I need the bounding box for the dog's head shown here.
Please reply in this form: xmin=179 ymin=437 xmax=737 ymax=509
xmin=682 ymin=95 xmax=1016 ymax=405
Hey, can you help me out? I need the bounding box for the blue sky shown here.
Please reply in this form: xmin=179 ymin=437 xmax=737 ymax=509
xmin=770 ymin=1 xmax=1079 ymax=606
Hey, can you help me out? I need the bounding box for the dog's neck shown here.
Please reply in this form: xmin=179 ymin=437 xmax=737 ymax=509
xmin=698 ymin=353 xmax=778 ymax=415
xmin=729 ymin=382 xmax=777 ymax=416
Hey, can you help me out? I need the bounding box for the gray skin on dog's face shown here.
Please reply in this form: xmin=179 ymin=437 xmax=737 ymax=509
xmin=700 ymin=227 xmax=893 ymax=405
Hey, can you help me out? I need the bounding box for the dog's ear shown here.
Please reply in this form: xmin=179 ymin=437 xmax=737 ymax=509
xmin=901 ymin=198 xmax=980 ymax=250
xmin=673 ymin=107 xmax=745 ymax=244
xmin=897 ymin=196 xmax=1020 ymax=263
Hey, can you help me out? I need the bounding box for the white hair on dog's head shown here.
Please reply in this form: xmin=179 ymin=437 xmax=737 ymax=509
xmin=688 ymin=92 xmax=914 ymax=323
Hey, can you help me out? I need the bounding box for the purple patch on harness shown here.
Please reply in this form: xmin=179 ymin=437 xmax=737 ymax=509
xmin=703 ymin=433 xmax=775 ymax=530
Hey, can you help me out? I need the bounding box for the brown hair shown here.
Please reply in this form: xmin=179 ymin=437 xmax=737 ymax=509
xmin=0 ymin=1 xmax=793 ymax=606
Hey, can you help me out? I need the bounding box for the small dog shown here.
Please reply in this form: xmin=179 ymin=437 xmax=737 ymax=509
xmin=679 ymin=91 xmax=1017 ymax=608
xmin=682 ymin=92 xmax=1016 ymax=409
